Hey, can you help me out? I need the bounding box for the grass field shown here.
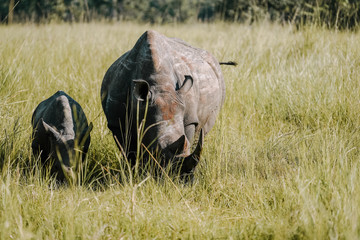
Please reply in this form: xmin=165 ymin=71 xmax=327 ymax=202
xmin=1 ymin=22 xmax=360 ymax=239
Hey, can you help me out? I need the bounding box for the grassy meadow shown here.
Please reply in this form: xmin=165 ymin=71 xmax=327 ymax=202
xmin=1 ymin=22 xmax=360 ymax=239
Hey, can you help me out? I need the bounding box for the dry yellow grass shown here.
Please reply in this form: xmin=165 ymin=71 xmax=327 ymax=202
xmin=1 ymin=22 xmax=360 ymax=239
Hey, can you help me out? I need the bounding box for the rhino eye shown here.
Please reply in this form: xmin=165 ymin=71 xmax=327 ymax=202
xmin=133 ymin=80 xmax=150 ymax=101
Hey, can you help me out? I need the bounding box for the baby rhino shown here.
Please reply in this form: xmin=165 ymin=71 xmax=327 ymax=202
xmin=31 ymin=91 xmax=93 ymax=182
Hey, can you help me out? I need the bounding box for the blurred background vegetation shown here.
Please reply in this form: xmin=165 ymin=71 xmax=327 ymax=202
xmin=1 ymin=0 xmax=360 ymax=29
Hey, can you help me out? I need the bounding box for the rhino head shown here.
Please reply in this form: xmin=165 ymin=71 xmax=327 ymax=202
xmin=40 ymin=118 xmax=93 ymax=181
xmin=131 ymin=74 xmax=202 ymax=174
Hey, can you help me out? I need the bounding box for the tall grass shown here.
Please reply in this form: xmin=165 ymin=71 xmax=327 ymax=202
xmin=1 ymin=22 xmax=360 ymax=238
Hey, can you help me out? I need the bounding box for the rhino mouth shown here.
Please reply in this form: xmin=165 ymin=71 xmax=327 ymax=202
xmin=138 ymin=129 xmax=204 ymax=175
xmin=170 ymin=129 xmax=203 ymax=174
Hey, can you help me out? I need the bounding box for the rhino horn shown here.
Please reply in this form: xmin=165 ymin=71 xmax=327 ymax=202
xmin=178 ymin=129 xmax=203 ymax=174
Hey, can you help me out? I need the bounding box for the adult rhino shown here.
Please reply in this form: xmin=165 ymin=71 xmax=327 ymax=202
xmin=101 ymin=30 xmax=233 ymax=176
xmin=31 ymin=91 xmax=93 ymax=181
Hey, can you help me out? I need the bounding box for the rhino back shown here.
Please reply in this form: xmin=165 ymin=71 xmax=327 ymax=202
xmin=32 ymin=91 xmax=88 ymax=137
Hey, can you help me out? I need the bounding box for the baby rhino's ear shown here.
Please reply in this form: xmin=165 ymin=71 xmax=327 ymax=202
xmin=41 ymin=118 xmax=60 ymax=140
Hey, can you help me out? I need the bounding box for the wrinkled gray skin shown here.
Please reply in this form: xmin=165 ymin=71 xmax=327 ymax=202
xmin=31 ymin=91 xmax=93 ymax=181
xmin=101 ymin=30 xmax=225 ymax=175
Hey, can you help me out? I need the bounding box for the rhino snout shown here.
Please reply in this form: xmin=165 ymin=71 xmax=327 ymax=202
xmin=160 ymin=134 xmax=191 ymax=157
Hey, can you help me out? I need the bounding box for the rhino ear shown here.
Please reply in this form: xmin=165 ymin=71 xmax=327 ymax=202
xmin=178 ymin=75 xmax=193 ymax=94
xmin=133 ymin=80 xmax=150 ymax=101
xmin=41 ymin=119 xmax=60 ymax=140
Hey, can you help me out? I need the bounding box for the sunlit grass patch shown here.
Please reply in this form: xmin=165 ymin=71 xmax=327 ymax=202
xmin=1 ymin=22 xmax=360 ymax=238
